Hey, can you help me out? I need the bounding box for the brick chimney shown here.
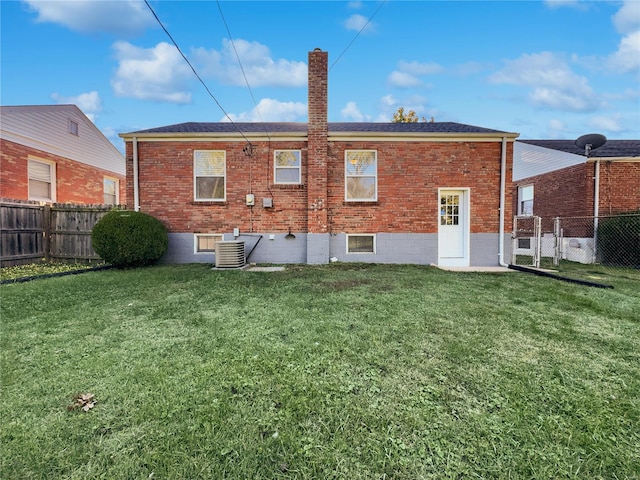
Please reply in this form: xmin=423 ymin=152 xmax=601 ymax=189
xmin=306 ymin=48 xmax=329 ymax=264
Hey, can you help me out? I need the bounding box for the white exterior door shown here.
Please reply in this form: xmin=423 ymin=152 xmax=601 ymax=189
xmin=438 ymin=189 xmax=469 ymax=267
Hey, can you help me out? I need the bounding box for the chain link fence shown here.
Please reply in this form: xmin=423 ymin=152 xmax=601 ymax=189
xmin=512 ymin=213 xmax=640 ymax=284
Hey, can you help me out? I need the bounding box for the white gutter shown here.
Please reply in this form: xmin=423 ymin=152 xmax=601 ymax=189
xmin=133 ymin=137 xmax=140 ymax=212
xmin=499 ymin=136 xmax=509 ymax=267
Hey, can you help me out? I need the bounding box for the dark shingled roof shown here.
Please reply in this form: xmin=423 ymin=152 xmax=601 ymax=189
xmin=518 ymin=139 xmax=640 ymax=158
xmin=129 ymin=121 xmax=511 ymax=135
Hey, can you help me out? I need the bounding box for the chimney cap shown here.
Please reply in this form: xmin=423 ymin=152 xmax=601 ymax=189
xmin=313 ymin=47 xmax=323 ymax=52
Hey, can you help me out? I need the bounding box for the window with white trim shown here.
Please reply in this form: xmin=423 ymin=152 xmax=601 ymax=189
xmin=274 ymin=150 xmax=301 ymax=184
xmin=68 ymin=119 xmax=79 ymax=136
xmin=345 ymin=150 xmax=377 ymax=201
xmin=518 ymin=185 xmax=534 ymax=215
xmin=104 ymin=177 xmax=119 ymax=205
xmin=347 ymin=234 xmax=376 ymax=253
xmin=194 ymin=234 xmax=223 ymax=253
xmin=194 ymin=150 xmax=225 ymax=201
xmin=28 ymin=159 xmax=56 ymax=201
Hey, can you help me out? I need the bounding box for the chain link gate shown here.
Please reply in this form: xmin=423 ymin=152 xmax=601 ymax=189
xmin=511 ymin=216 xmax=542 ymax=267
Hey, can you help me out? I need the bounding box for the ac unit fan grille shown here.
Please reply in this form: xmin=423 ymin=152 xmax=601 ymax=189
xmin=215 ymin=241 xmax=246 ymax=268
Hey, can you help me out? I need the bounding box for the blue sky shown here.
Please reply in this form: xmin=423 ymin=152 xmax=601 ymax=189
xmin=2 ymin=0 xmax=639 ymax=153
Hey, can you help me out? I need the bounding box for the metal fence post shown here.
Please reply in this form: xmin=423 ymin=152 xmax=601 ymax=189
xmin=553 ymin=217 xmax=561 ymax=267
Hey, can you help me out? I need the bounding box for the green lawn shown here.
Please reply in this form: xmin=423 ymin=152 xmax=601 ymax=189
xmin=1 ymin=264 xmax=639 ymax=479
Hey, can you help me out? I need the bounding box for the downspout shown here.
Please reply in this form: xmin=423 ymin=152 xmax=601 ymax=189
xmin=133 ymin=136 xmax=140 ymax=212
xmin=498 ymin=136 xmax=509 ymax=267
xmin=593 ymin=159 xmax=600 ymax=262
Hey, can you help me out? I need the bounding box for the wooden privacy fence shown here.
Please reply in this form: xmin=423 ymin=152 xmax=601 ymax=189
xmin=0 ymin=200 xmax=123 ymax=267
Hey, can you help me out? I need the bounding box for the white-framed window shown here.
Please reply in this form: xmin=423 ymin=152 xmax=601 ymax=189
xmin=194 ymin=234 xmax=223 ymax=253
xmin=104 ymin=177 xmax=119 ymax=205
xmin=28 ymin=158 xmax=56 ymax=201
xmin=346 ymin=234 xmax=376 ymax=254
xmin=518 ymin=185 xmax=534 ymax=216
xmin=345 ymin=150 xmax=377 ymax=201
xmin=194 ymin=150 xmax=226 ymax=201
xmin=68 ymin=119 xmax=79 ymax=136
xmin=274 ymin=150 xmax=301 ymax=184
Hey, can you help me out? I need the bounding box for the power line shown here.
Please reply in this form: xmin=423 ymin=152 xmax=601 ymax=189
xmin=216 ymin=0 xmax=269 ymax=131
xmin=143 ymin=0 xmax=252 ymax=145
xmin=330 ymin=0 xmax=387 ymax=71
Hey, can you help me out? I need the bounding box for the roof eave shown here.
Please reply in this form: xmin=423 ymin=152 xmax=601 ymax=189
xmin=119 ymin=130 xmax=519 ymax=142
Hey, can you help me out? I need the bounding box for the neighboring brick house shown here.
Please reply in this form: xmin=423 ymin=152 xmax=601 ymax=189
xmin=1 ymin=104 xmax=125 ymax=205
xmin=513 ymin=139 xmax=640 ymax=220
xmin=119 ymin=49 xmax=518 ymax=266
xmin=512 ymin=139 xmax=640 ymax=264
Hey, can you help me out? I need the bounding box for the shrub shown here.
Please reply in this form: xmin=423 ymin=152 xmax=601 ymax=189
xmin=92 ymin=210 xmax=168 ymax=267
xmin=596 ymin=210 xmax=640 ymax=267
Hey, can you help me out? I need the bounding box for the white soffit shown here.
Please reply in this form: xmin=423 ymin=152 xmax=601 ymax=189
xmin=513 ymin=141 xmax=585 ymax=181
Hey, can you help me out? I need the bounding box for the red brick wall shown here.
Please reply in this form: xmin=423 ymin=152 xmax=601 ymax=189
xmin=514 ymin=163 xmax=593 ymax=221
xmin=125 ymin=138 xmax=513 ymax=235
xmin=514 ymin=160 xmax=640 ymax=221
xmin=598 ymin=160 xmax=640 ymax=215
xmin=1 ymin=138 xmax=125 ymax=204
xmin=329 ymin=141 xmax=511 ymax=234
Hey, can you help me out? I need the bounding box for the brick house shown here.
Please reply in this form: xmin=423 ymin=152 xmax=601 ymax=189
xmin=1 ymin=104 xmax=125 ymax=205
xmin=119 ymin=49 xmax=518 ymax=267
xmin=513 ymin=139 xmax=640 ymax=220
xmin=512 ymin=139 xmax=640 ymax=265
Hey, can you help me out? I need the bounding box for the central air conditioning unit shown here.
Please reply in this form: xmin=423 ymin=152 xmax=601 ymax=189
xmin=215 ymin=241 xmax=246 ymax=268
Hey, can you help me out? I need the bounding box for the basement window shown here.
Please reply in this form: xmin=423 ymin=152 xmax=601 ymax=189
xmin=194 ymin=234 xmax=223 ymax=253
xmin=347 ymin=234 xmax=376 ymax=254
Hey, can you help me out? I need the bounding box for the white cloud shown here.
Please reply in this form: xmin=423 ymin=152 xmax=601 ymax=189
xmin=588 ymin=115 xmax=624 ymax=133
xmin=387 ymin=71 xmax=423 ymax=88
xmin=111 ymin=41 xmax=193 ymax=104
xmin=225 ymin=98 xmax=306 ymax=122
xmin=489 ymin=52 xmax=599 ymax=111
xmin=612 ymin=0 xmax=640 ymax=34
xmin=379 ymin=94 xmax=397 ymax=109
xmin=344 ymin=14 xmax=375 ymax=33
xmin=23 ymin=0 xmax=154 ymax=36
xmin=388 ymin=60 xmax=443 ymax=88
xmin=193 ymin=39 xmax=307 ymax=87
xmin=607 ymin=31 xmax=640 ymax=73
xmin=51 ymin=90 xmax=102 ymax=122
xmin=341 ymin=101 xmax=367 ymax=121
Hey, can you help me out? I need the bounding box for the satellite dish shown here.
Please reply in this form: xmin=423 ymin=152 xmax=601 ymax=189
xmin=575 ymin=133 xmax=606 ymax=157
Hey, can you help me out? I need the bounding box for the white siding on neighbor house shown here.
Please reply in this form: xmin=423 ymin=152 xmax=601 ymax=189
xmin=0 ymin=105 xmax=125 ymax=176
xmin=513 ymin=141 xmax=584 ymax=181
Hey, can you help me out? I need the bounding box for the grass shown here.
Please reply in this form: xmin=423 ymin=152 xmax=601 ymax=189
xmin=1 ymin=263 xmax=639 ymax=479
xmin=0 ymin=261 xmax=108 ymax=282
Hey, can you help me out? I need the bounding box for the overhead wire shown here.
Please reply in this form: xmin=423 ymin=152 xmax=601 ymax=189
xmin=215 ymin=0 xmax=274 ymax=198
xmin=329 ymin=0 xmax=387 ymax=71
xmin=216 ymin=0 xmax=269 ymax=131
xmin=143 ymin=0 xmax=252 ymax=145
